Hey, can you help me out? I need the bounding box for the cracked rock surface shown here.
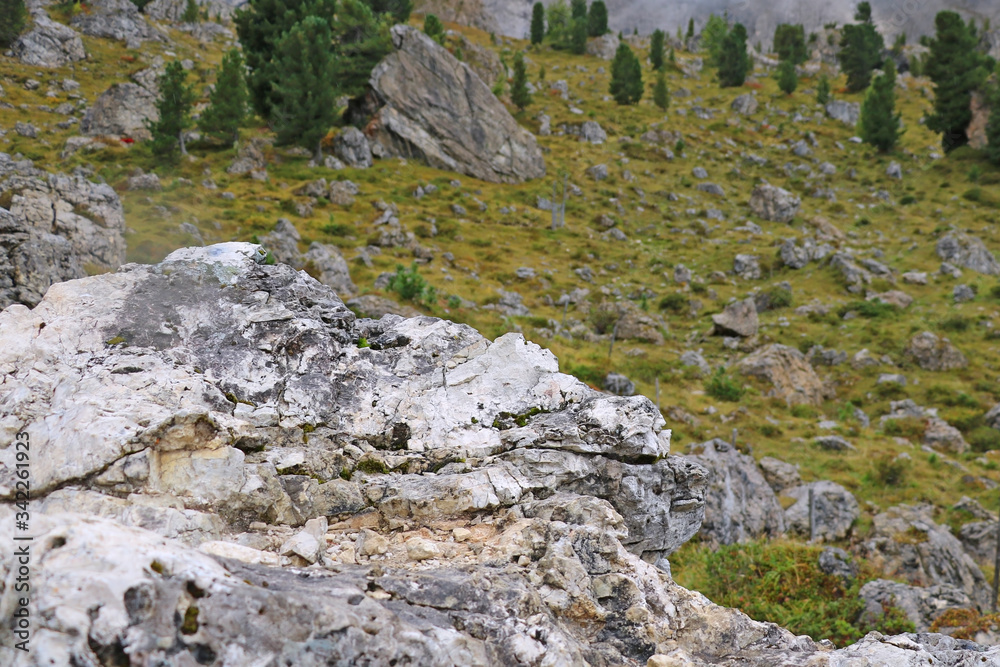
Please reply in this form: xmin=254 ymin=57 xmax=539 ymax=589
xmin=2 ymin=243 xmax=998 ymax=666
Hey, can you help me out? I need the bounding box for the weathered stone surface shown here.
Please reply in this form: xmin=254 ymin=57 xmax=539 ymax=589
xmin=859 ymin=580 xmax=975 ymax=632
xmin=737 ymin=344 xmax=825 ymax=406
xmin=905 ymin=331 xmax=968 ymax=371
xmin=591 ymin=300 xmax=665 ymax=344
xmin=12 ymin=14 xmax=87 ymax=67
xmin=758 ymin=456 xmax=801 ymax=494
xmin=685 ymin=439 xmax=785 ymax=546
xmin=71 ymin=0 xmax=166 ymax=47
xmin=586 ymin=32 xmax=620 ymax=59
xmin=880 ymin=400 xmax=968 ymax=454
xmin=2 ymin=242 xmax=998 ymax=665
xmin=749 ymin=184 xmax=800 ymax=222
xmin=731 ymin=93 xmax=758 ymax=116
xmin=346 ymin=294 xmax=421 ymax=319
xmin=365 ymin=26 xmax=545 ymax=184
xmin=227 ymin=138 xmax=269 ymax=177
xmin=958 ymin=521 xmax=997 ymax=568
xmin=857 ymin=504 xmax=991 ymax=612
xmin=986 ymin=402 xmax=1000 ymax=430
xmin=81 ymin=83 xmax=158 ymax=140
xmin=0 ymin=157 xmax=127 ymax=308
xmin=783 ymin=480 xmax=859 ymax=541
xmin=826 ymin=100 xmax=860 ymax=125
xmin=780 ymin=237 xmax=833 ymax=269
xmin=935 ymin=232 xmax=1000 ymax=276
xmin=711 ymin=298 xmax=758 ymax=337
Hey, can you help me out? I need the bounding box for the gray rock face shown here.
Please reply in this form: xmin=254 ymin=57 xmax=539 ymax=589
xmin=586 ymin=32 xmax=620 ymax=59
xmin=825 ymin=100 xmax=860 ymax=125
xmin=758 ymin=456 xmax=801 ymax=494
xmin=780 ymin=237 xmax=833 ymax=269
xmin=783 ymin=480 xmax=860 ymax=541
xmin=260 ymin=219 xmax=357 ymax=297
xmin=733 ymin=254 xmax=761 ymax=280
xmin=935 ymin=232 xmax=1000 ymax=275
xmin=71 ymin=0 xmax=166 ymax=47
xmin=686 ymin=439 xmax=785 ymax=546
xmin=819 ymin=546 xmax=857 ymax=581
xmin=905 ymin=331 xmax=968 ymax=372
xmin=737 ymin=344 xmax=825 ymax=406
xmin=227 ymin=138 xmax=269 ymax=177
xmin=859 ymin=580 xmax=974 ymax=632
xmin=731 ymin=93 xmax=758 ymax=115
xmin=749 ymin=184 xmax=800 ymax=222
xmin=858 ymin=504 xmax=991 ymax=612
xmin=333 ymin=127 xmax=373 ymax=169
xmin=366 ymin=26 xmax=545 ymax=184
xmin=603 ymin=372 xmax=635 ymax=396
xmin=0 ymin=157 xmax=127 ymax=308
xmin=12 ymin=14 xmax=87 ymax=67
xmin=986 ymin=402 xmax=1000 ymax=430
xmin=577 ymin=120 xmax=607 ymax=144
xmin=2 ymin=242 xmax=999 ymax=665
xmin=586 ymin=163 xmax=608 ymax=180
xmin=711 ymin=297 xmax=758 ymax=337
xmin=958 ymin=521 xmax=997 ymax=568
xmin=81 ymin=83 xmax=158 ymax=140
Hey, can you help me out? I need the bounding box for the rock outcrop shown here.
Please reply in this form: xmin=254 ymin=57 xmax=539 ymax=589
xmin=859 ymin=580 xmax=975 ymax=632
xmin=935 ymin=232 xmax=1000 ymax=275
xmin=12 ymin=14 xmax=87 ymax=67
xmin=70 ymin=0 xmax=166 ymax=47
xmin=2 ymin=243 xmax=998 ymax=665
xmin=686 ymin=439 xmax=785 ymax=545
xmin=905 ymin=331 xmax=968 ymax=372
xmin=749 ymin=183 xmax=800 ymax=222
xmin=0 ymin=155 xmax=127 ymax=308
xmin=81 ymin=83 xmax=158 ymax=140
xmin=364 ymin=26 xmax=545 ymax=184
xmin=782 ymin=480 xmax=860 ymax=541
xmin=711 ymin=297 xmax=758 ymax=337
xmin=857 ymin=504 xmax=991 ymax=612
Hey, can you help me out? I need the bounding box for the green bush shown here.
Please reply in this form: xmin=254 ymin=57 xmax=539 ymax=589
xmin=939 ymin=316 xmax=971 ymax=332
xmin=387 ymin=263 xmax=436 ymax=304
xmin=658 ymin=293 xmax=688 ymax=313
xmin=969 ymin=426 xmax=1000 ymax=452
xmin=872 ymin=453 xmax=909 ymax=486
xmin=670 ymin=540 xmax=915 ymax=647
xmin=838 ymin=300 xmax=894 ymax=319
xmin=322 ymin=222 xmax=354 ymax=236
xmin=705 ymin=368 xmax=744 ymax=402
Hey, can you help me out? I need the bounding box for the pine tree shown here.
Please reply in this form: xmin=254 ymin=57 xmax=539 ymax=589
xmin=147 ymin=61 xmax=194 ymax=160
xmin=546 ymin=0 xmax=571 ymax=48
xmin=816 ymin=73 xmax=831 ymax=104
xmin=686 ymin=18 xmax=694 ymax=40
xmin=423 ymin=13 xmax=444 ymax=43
xmin=531 ymin=2 xmax=545 ymax=45
xmin=716 ymin=22 xmax=749 ymax=87
xmin=773 ymin=23 xmax=807 ymax=64
xmin=609 ymin=42 xmax=643 ymax=104
xmin=570 ymin=17 xmax=587 ymax=54
xmin=331 ymin=0 xmax=393 ymax=100
xmin=838 ymin=3 xmax=884 ymax=92
xmin=653 ymin=69 xmax=669 ymax=110
xmin=925 ymin=10 xmax=991 ymax=152
xmin=235 ymin=0 xmax=337 ymax=119
xmin=271 ymin=16 xmax=339 ymax=162
xmin=859 ymin=59 xmax=901 ymax=152
xmin=587 ymin=0 xmax=607 ymax=37
xmin=570 ymin=0 xmax=586 ymax=21
xmin=511 ymin=51 xmax=532 ymax=110
xmin=776 ymin=59 xmax=797 ymax=95
xmin=701 ymin=13 xmax=729 ymax=66
xmin=181 ymin=0 xmax=199 ymax=22
xmin=199 ymin=48 xmax=248 ymax=145
xmin=650 ymin=28 xmax=665 ymax=71
xmin=364 ymin=0 xmax=412 ymax=23
xmin=0 ymin=0 xmax=27 ymax=48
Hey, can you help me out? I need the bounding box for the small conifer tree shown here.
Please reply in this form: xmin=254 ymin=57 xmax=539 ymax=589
xmin=838 ymin=3 xmax=884 ymax=92
xmin=423 ymin=13 xmax=445 ymax=43
xmin=987 ymin=92 xmax=1000 ymax=166
xmin=650 ymin=28 xmax=665 ymax=70
xmin=653 ymin=69 xmax=669 ymax=110
xmin=701 ymin=13 xmax=729 ymax=66
xmin=181 ymin=0 xmax=199 ymax=23
xmin=570 ymin=0 xmax=586 ymax=20
xmin=773 ymin=23 xmax=807 ymax=64
xmin=716 ymin=22 xmax=749 ymax=87
xmin=0 ymin=0 xmax=27 ymax=48
xmin=587 ymin=0 xmax=607 ymax=37
xmin=570 ymin=17 xmax=587 ymax=54
xmin=271 ymin=16 xmax=338 ymax=163
xmin=859 ymin=59 xmax=901 ymax=152
xmin=147 ymin=61 xmax=194 ymax=160
xmin=776 ymin=59 xmax=798 ymax=95
xmin=530 ymin=2 xmax=545 ymax=45
xmin=816 ymin=73 xmax=831 ymax=104
xmin=511 ymin=51 xmax=532 ymax=110
xmin=199 ymin=48 xmax=248 ymax=145
xmin=686 ymin=18 xmax=694 ymax=40
xmin=609 ymin=42 xmax=643 ymax=104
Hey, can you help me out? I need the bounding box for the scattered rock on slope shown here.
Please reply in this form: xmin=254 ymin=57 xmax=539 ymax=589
xmin=737 ymin=344 xmax=825 ymax=406
xmin=260 ymin=219 xmax=357 ymax=296
xmin=859 ymin=580 xmax=975 ymax=632
xmin=81 ymin=83 xmax=158 ymax=140
xmin=711 ymin=297 xmax=758 ymax=337
xmin=686 ymin=439 xmax=785 ymax=546
xmin=905 ymin=331 xmax=968 ymax=371
xmin=825 ymin=100 xmax=860 ymax=125
xmin=935 ymin=232 xmax=1000 ymax=275
xmin=749 ymin=183 xmax=800 ymax=222
xmin=364 ymin=26 xmax=545 ymax=184
xmin=783 ymin=480 xmax=860 ymax=541
xmin=70 ymin=0 xmax=166 ymax=47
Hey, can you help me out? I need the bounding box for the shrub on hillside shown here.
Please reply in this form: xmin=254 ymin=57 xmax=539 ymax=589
xmin=705 ymin=368 xmax=744 ymax=402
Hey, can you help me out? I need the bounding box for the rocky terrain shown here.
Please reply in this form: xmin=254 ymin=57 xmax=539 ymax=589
xmin=1 ymin=0 xmax=1000 ymax=662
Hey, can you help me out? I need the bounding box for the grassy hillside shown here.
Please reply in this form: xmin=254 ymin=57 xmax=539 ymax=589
xmin=2 ymin=9 xmax=999 ymax=644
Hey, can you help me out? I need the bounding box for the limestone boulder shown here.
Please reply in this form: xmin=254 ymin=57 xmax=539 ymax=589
xmin=12 ymin=14 xmax=87 ymax=67
xmin=905 ymin=331 xmax=968 ymax=371
xmin=935 ymin=232 xmax=1000 ymax=276
xmin=749 ymin=183 xmax=800 ymax=223
xmin=81 ymin=83 xmax=158 ymax=140
xmin=737 ymin=344 xmax=825 ymax=406
xmin=71 ymin=0 xmax=166 ymax=47
xmin=711 ymin=297 xmax=758 ymax=337
xmin=859 ymin=580 xmax=976 ymax=632
xmin=365 ymin=26 xmax=545 ymax=184
xmin=782 ymin=480 xmax=860 ymax=541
